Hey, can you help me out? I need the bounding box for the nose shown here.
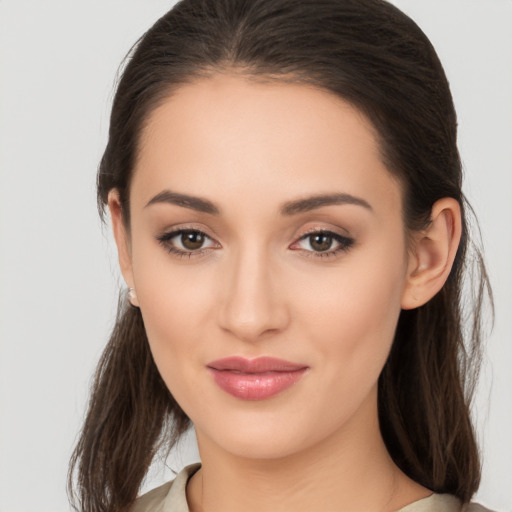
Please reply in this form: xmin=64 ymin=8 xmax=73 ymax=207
xmin=217 ymin=245 xmax=289 ymax=343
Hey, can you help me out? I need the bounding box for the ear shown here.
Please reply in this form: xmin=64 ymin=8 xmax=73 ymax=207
xmin=108 ymin=189 xmax=139 ymax=307
xmin=401 ymin=197 xmax=462 ymax=310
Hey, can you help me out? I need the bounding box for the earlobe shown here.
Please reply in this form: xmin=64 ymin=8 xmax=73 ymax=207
xmin=401 ymin=198 xmax=462 ymax=310
xmin=108 ymin=189 xmax=137 ymax=303
xmin=128 ymin=287 xmax=140 ymax=308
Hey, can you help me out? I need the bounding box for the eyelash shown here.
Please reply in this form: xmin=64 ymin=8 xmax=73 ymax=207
xmin=293 ymin=229 xmax=354 ymax=259
xmin=156 ymin=228 xmax=354 ymax=260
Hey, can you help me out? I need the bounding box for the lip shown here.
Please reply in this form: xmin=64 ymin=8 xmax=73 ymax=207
xmin=206 ymin=357 xmax=309 ymax=400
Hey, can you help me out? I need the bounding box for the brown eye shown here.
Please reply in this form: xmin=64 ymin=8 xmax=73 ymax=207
xmin=181 ymin=230 xmax=206 ymax=250
xmin=157 ymin=228 xmax=219 ymax=258
xmin=291 ymin=230 xmax=355 ymax=258
xmin=309 ymin=233 xmax=334 ymax=252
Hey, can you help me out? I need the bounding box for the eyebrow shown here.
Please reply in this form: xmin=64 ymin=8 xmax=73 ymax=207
xmin=280 ymin=193 xmax=372 ymax=215
xmin=145 ymin=190 xmax=220 ymax=214
xmin=145 ymin=189 xmax=372 ymax=215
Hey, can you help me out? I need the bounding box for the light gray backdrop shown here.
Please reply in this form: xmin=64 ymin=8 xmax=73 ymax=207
xmin=0 ymin=1 xmax=510 ymax=511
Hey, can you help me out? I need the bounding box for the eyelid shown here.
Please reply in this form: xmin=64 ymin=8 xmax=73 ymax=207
xmin=295 ymin=225 xmax=351 ymax=239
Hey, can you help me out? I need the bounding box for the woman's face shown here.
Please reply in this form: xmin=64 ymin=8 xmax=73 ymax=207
xmin=115 ymin=74 xmax=413 ymax=459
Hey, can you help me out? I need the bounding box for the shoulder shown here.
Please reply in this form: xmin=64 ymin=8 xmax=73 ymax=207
xmin=130 ymin=480 xmax=174 ymax=512
xmin=130 ymin=463 xmax=201 ymax=512
xmin=399 ymin=494 xmax=497 ymax=512
xmin=462 ymin=503 xmax=497 ymax=512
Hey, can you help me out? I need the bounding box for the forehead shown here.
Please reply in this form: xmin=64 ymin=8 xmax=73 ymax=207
xmin=132 ymin=74 xmax=402 ymax=218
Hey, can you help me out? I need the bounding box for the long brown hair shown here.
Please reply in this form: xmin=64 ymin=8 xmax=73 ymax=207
xmin=69 ymin=1 xmax=492 ymax=510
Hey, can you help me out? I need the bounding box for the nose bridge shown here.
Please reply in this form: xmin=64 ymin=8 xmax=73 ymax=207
xmin=218 ymin=240 xmax=287 ymax=342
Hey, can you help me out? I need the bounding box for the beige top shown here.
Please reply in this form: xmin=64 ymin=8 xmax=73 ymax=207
xmin=131 ymin=463 xmax=494 ymax=512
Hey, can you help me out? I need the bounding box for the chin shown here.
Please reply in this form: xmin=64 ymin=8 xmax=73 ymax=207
xmin=195 ymin=408 xmax=336 ymax=462
xmin=219 ymin=435 xmax=307 ymax=461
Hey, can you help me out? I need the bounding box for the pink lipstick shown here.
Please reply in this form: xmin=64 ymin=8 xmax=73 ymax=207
xmin=206 ymin=356 xmax=308 ymax=400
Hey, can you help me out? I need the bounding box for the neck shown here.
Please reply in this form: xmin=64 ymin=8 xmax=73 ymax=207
xmin=186 ymin=387 xmax=430 ymax=512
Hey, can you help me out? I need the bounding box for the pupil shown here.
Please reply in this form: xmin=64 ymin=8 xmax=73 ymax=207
xmin=182 ymin=231 xmax=204 ymax=250
xmin=311 ymin=234 xmax=332 ymax=251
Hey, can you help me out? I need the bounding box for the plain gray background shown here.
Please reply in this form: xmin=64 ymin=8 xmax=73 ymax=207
xmin=0 ymin=1 xmax=511 ymax=511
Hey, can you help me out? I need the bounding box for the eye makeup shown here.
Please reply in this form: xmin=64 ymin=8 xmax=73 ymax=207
xmin=290 ymin=229 xmax=354 ymax=259
xmin=156 ymin=227 xmax=219 ymax=259
xmin=155 ymin=226 xmax=355 ymax=260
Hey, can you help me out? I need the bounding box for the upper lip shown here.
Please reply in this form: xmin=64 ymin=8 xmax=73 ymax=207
xmin=207 ymin=356 xmax=308 ymax=373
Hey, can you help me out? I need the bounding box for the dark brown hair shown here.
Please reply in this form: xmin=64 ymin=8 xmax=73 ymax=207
xmin=69 ymin=1 xmax=492 ymax=510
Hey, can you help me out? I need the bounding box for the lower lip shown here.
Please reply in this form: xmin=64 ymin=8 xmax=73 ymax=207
xmin=208 ymin=368 xmax=308 ymax=400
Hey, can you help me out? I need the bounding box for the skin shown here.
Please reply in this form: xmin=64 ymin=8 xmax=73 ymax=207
xmin=109 ymin=73 xmax=461 ymax=512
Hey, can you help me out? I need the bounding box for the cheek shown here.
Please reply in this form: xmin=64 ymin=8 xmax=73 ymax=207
xmin=295 ymin=239 xmax=407 ymax=374
xmin=130 ymin=248 xmax=218 ymax=404
xmin=137 ymin=264 xmax=214 ymax=326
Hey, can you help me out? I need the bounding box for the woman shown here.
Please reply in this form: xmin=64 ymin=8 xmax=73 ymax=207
xmin=68 ymin=0 xmax=494 ymax=511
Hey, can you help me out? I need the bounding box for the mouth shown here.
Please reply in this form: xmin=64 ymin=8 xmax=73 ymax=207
xmin=206 ymin=356 xmax=309 ymax=400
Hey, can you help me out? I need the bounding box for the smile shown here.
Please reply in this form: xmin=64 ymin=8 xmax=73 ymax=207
xmin=206 ymin=356 xmax=309 ymax=400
